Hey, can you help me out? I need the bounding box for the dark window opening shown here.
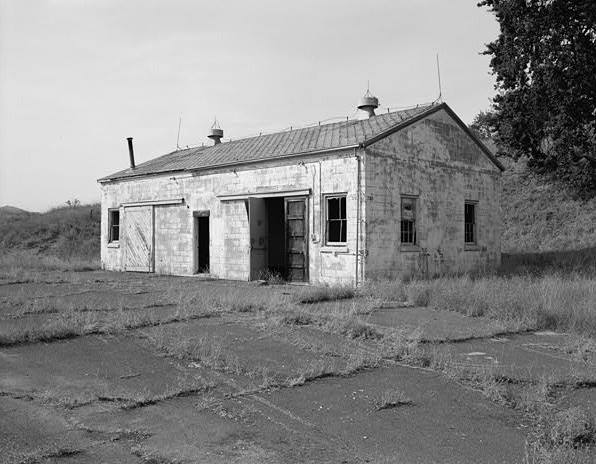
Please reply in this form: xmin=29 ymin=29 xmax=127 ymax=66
xmin=326 ymin=195 xmax=347 ymax=244
xmin=400 ymin=197 xmax=417 ymax=244
xmin=108 ymin=209 xmax=119 ymax=242
xmin=465 ymin=202 xmax=476 ymax=244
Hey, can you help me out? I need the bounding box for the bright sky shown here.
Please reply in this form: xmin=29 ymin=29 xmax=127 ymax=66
xmin=0 ymin=0 xmax=499 ymax=212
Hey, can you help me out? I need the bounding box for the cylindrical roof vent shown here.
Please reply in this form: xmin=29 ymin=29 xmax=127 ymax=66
xmin=208 ymin=118 xmax=223 ymax=145
xmin=357 ymin=88 xmax=379 ymax=118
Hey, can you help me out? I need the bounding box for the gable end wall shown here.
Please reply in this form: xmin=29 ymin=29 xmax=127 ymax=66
xmin=364 ymin=108 xmax=501 ymax=280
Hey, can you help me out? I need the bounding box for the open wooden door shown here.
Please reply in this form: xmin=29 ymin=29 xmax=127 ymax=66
xmin=248 ymin=197 xmax=268 ymax=280
xmin=285 ymin=197 xmax=308 ymax=282
xmin=123 ymin=206 xmax=153 ymax=272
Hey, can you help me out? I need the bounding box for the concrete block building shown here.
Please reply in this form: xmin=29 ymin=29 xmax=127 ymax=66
xmin=98 ymin=98 xmax=503 ymax=285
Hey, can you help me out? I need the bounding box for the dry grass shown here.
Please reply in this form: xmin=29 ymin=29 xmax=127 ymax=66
xmin=524 ymin=446 xmax=595 ymax=464
xmin=118 ymin=382 xmax=216 ymax=410
xmin=34 ymin=372 xmax=215 ymax=411
xmin=374 ymin=388 xmax=414 ymax=410
xmin=0 ymin=301 xmax=209 ymax=347
xmin=322 ymin=314 xmax=383 ymax=340
xmin=297 ymin=284 xmax=356 ymax=304
xmin=143 ymin=330 xmax=244 ymax=374
xmin=0 ymin=317 xmax=84 ymax=346
xmin=368 ymin=271 xmax=596 ymax=341
xmin=501 ymin=157 xmax=596 ymax=256
xmin=0 ymin=203 xmax=100 ymax=260
xmin=143 ymin=323 xmax=382 ymax=391
xmin=358 ymin=280 xmax=407 ymax=304
xmin=412 ymin=347 xmax=596 ymax=462
xmin=0 ymin=250 xmax=99 ymax=281
xmin=257 ymin=294 xmax=383 ymax=342
xmin=401 ymin=274 xmax=596 ymax=337
xmin=0 ymin=284 xmax=288 ymax=347
xmin=501 ymin=249 xmax=596 ymax=277
xmin=525 ymin=406 xmax=596 ymax=464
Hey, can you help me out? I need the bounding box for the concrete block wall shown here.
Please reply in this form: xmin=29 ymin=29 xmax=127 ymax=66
xmin=364 ymin=109 xmax=502 ymax=280
xmin=154 ymin=205 xmax=192 ymax=275
xmin=100 ymin=149 xmax=362 ymax=284
xmin=222 ymin=200 xmax=250 ymax=280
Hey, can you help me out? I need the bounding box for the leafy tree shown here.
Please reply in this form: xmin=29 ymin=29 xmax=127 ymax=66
xmin=479 ymin=0 xmax=596 ymax=195
xmin=66 ymin=199 xmax=81 ymax=208
xmin=470 ymin=110 xmax=498 ymax=140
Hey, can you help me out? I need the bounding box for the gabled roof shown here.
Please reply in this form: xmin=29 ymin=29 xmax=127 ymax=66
xmin=98 ymin=102 xmax=502 ymax=183
xmin=99 ymin=146 xmax=208 ymax=182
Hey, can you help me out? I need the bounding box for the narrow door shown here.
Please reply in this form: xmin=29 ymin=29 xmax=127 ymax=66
xmin=197 ymin=216 xmax=210 ymax=273
xmin=124 ymin=206 xmax=153 ymax=272
xmin=248 ymin=197 xmax=268 ymax=280
xmin=285 ymin=197 xmax=308 ymax=282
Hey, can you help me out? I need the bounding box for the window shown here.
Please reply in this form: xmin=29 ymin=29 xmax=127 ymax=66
xmin=400 ymin=197 xmax=417 ymax=244
xmin=108 ymin=209 xmax=120 ymax=242
xmin=464 ymin=202 xmax=476 ymax=244
xmin=325 ymin=195 xmax=347 ymax=244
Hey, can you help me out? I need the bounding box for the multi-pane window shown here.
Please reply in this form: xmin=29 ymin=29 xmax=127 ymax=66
xmin=325 ymin=195 xmax=347 ymax=244
xmin=464 ymin=202 xmax=476 ymax=244
xmin=108 ymin=209 xmax=120 ymax=242
xmin=400 ymin=197 xmax=417 ymax=244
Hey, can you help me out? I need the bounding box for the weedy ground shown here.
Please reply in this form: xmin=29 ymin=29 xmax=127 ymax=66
xmin=1 ymin=254 xmax=595 ymax=463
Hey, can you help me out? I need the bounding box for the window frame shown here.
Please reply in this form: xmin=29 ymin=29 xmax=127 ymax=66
xmin=108 ymin=208 xmax=120 ymax=243
xmin=324 ymin=194 xmax=347 ymax=246
xmin=400 ymin=195 xmax=418 ymax=246
xmin=464 ymin=201 xmax=477 ymax=245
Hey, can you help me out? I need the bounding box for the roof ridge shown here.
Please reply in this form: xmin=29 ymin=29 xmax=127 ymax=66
xmin=98 ymin=102 xmax=438 ymax=182
xmin=211 ymin=103 xmax=436 ymax=147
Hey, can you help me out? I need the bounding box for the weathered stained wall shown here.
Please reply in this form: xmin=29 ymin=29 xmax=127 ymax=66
xmin=364 ymin=108 xmax=502 ymax=280
xmin=100 ymin=150 xmax=362 ymax=284
xmin=154 ymin=204 xmax=192 ymax=275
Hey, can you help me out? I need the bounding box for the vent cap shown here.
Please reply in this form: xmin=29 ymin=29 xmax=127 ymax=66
xmin=208 ymin=118 xmax=223 ymax=145
xmin=357 ymin=88 xmax=379 ymax=118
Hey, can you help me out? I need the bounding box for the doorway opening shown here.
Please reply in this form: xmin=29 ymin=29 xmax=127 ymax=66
xmin=248 ymin=196 xmax=307 ymax=282
xmin=195 ymin=214 xmax=210 ymax=273
xmin=267 ymin=198 xmax=285 ymax=277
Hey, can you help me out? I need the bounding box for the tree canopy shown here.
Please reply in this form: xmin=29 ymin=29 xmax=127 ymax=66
xmin=479 ymin=0 xmax=596 ymax=196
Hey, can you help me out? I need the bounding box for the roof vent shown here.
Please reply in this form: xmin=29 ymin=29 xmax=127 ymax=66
xmin=357 ymin=87 xmax=379 ymax=118
xmin=127 ymin=137 xmax=135 ymax=169
xmin=208 ymin=118 xmax=223 ymax=145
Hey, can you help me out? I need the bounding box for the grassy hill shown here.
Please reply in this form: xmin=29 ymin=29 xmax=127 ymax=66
xmin=0 ymin=203 xmax=100 ymax=263
xmin=501 ymin=158 xmax=596 ymax=253
xmin=0 ymin=205 xmax=35 ymax=219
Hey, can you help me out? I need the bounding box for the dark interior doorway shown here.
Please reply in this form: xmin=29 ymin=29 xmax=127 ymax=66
xmin=197 ymin=216 xmax=210 ymax=273
xmin=248 ymin=196 xmax=308 ymax=282
xmin=267 ymin=198 xmax=285 ymax=277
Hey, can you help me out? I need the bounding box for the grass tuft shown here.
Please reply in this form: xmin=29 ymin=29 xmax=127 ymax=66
xmin=525 ymin=406 xmax=596 ymax=463
xmin=389 ymin=274 xmax=596 ymax=337
xmin=374 ymin=388 xmax=414 ymax=410
xmin=297 ymin=285 xmax=356 ymax=304
xmin=546 ymin=407 xmax=596 ymax=448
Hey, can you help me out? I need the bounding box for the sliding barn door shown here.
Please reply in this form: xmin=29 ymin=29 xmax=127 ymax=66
xmin=285 ymin=197 xmax=308 ymax=282
xmin=124 ymin=206 xmax=154 ymax=272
